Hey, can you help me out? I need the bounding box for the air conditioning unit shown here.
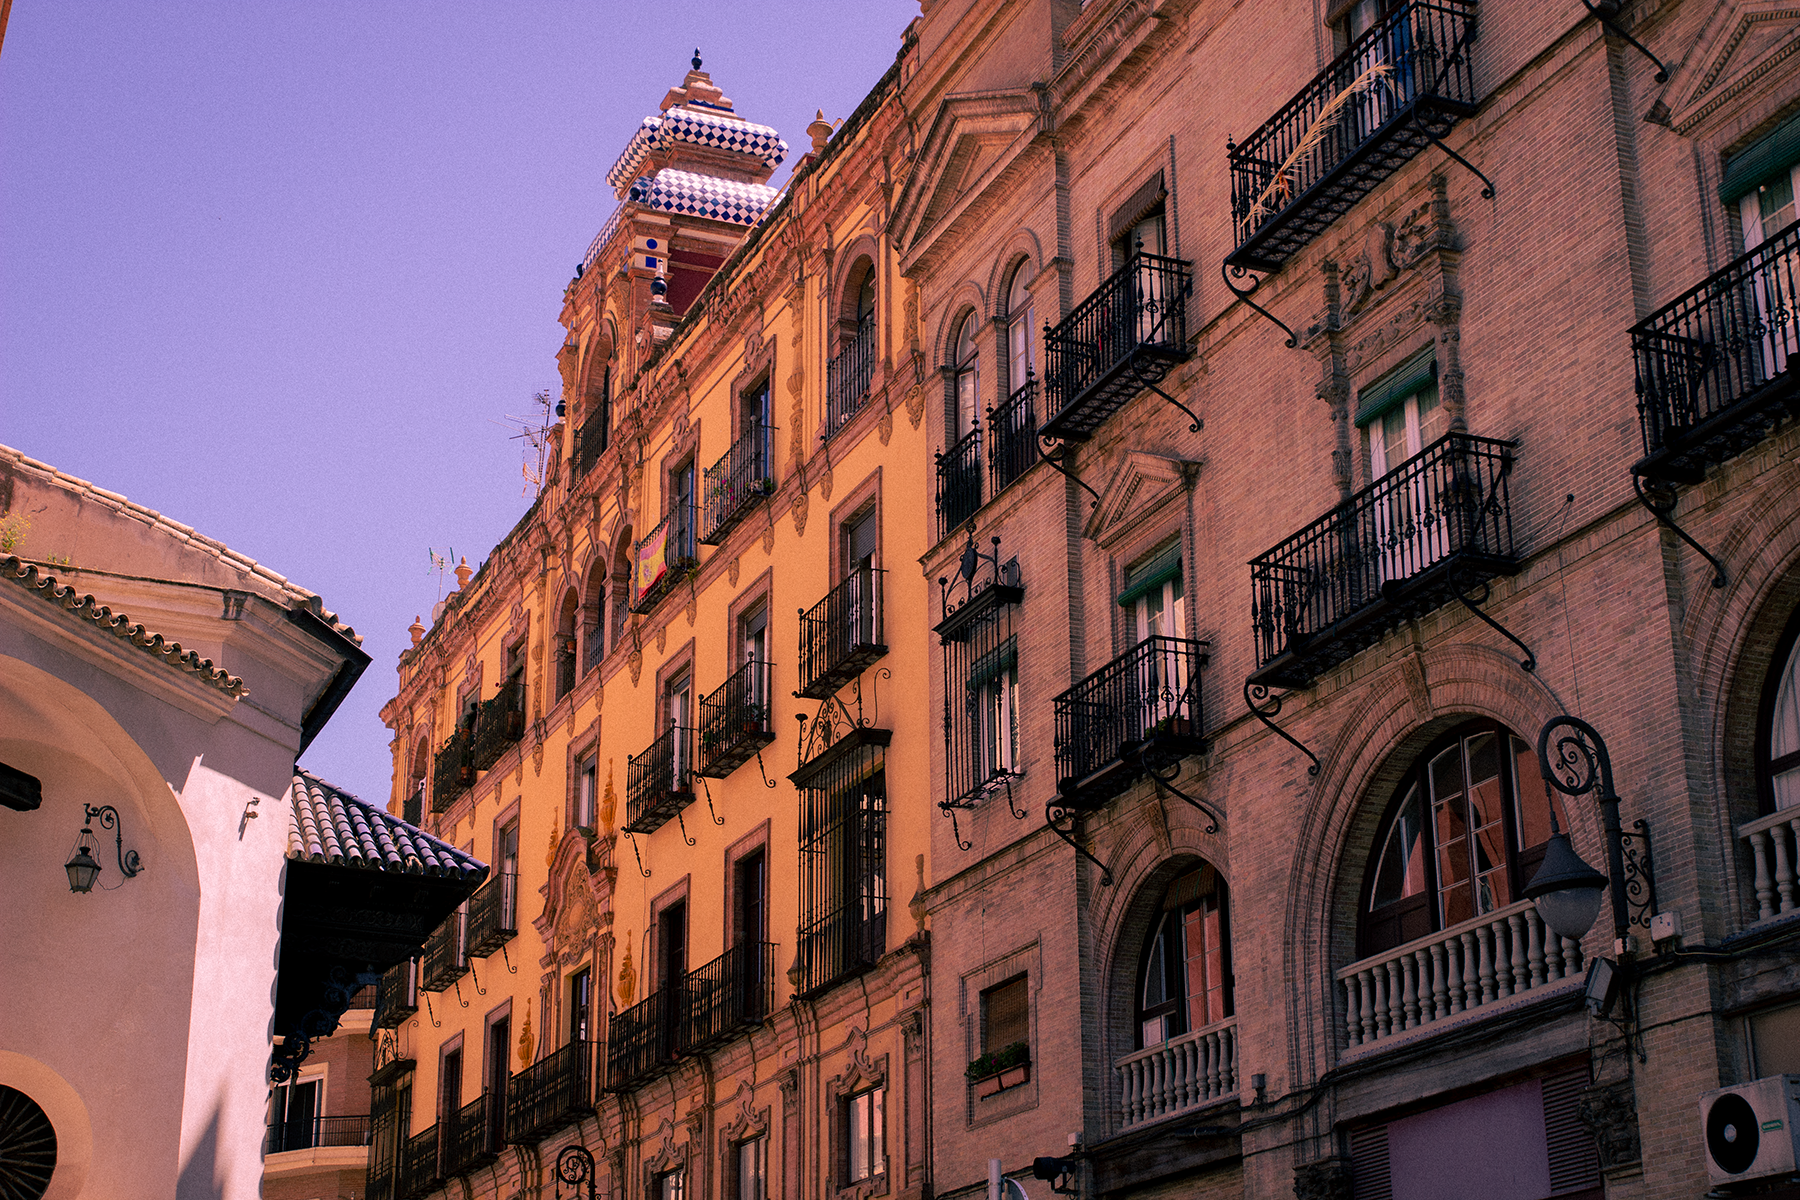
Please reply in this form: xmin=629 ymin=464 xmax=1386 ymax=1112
xmin=1700 ymin=1075 xmax=1800 ymax=1184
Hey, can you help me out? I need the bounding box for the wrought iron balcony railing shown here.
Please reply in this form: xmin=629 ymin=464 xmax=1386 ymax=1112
xmin=443 ymin=1092 xmax=502 ymax=1175
xmin=1053 ymin=636 xmax=1208 ymax=810
xmin=1042 ymin=252 xmax=1192 ymax=441
xmin=630 ymin=504 xmax=700 ymax=614
xmin=470 ymin=678 xmax=525 ymax=771
xmin=699 ymin=660 xmax=776 ymax=779
xmin=505 ymin=1039 xmax=595 ymax=1144
xmin=464 ymin=870 xmax=517 ymax=959
xmin=431 ymin=728 xmax=472 ymax=812
xmin=575 ymin=403 xmax=609 ymax=476
xmin=683 ymin=941 xmax=776 ymax=1051
xmin=990 ymin=377 xmax=1039 ymax=494
xmin=606 ymin=942 xmax=778 ymax=1092
xmin=826 ymin=316 xmax=877 ymax=437
xmin=937 ymin=428 xmax=983 ymax=539
xmin=372 ymin=959 xmax=418 ymax=1029
xmin=264 ymin=1113 xmax=372 ymax=1154
xmin=797 ymin=568 xmax=887 ymax=699
xmin=799 ymin=902 xmax=886 ymax=997
xmin=398 ymin=1124 xmax=441 ymax=1200
xmin=625 ymin=725 xmax=695 ymax=835
xmin=1632 ymin=219 xmax=1800 ymax=484
xmin=606 ymin=989 xmax=682 ymax=1091
xmin=418 ymin=908 xmax=468 ymax=993
xmin=1248 ymin=432 xmax=1518 ymax=690
xmin=702 ymin=424 xmax=776 ymax=545
xmin=1227 ymin=0 xmax=1479 ymax=272
xmin=403 ymin=781 xmax=423 ymax=826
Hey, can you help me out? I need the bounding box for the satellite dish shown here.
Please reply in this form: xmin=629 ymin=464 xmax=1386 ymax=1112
xmin=1001 ymin=1180 xmax=1030 ymax=1200
xmin=431 ymin=600 xmax=447 ymax=623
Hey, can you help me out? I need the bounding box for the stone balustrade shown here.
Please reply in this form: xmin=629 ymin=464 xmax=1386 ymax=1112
xmin=1740 ymin=806 xmax=1800 ymax=924
xmin=1114 ymin=1017 xmax=1237 ymax=1130
xmin=1336 ymin=898 xmax=1584 ymax=1050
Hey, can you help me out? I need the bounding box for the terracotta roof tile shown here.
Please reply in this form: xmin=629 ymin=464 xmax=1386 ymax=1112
xmin=288 ymin=772 xmax=487 ymax=881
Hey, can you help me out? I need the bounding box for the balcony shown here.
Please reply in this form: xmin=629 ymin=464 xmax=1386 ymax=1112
xmin=625 ymin=725 xmax=694 ymax=835
xmin=464 ymin=870 xmax=517 ymax=958
xmin=403 ymin=781 xmax=423 ymax=826
xmin=505 ymin=1039 xmax=595 ymax=1144
xmin=630 ymin=504 xmax=700 ymax=614
xmin=469 ymin=678 xmax=525 ymax=771
xmin=1053 ymin=637 xmax=1208 ymax=811
xmin=606 ymin=990 xmax=682 ymax=1091
xmin=799 ymin=905 xmax=885 ymax=997
xmin=702 ymin=424 xmax=776 ymax=545
xmin=937 ymin=428 xmax=983 ymax=539
xmin=575 ymin=404 xmax=609 ymax=476
xmin=1115 ymin=1019 xmax=1237 ymax=1132
xmin=698 ymin=660 xmax=777 ymax=779
xmin=264 ymin=1113 xmax=372 ymax=1154
xmin=1632 ymin=220 xmax=1800 ymax=484
xmin=372 ymin=959 xmax=417 ymax=1029
xmin=443 ymin=1093 xmax=502 ymax=1175
xmin=431 ymin=729 xmax=472 ymax=812
xmin=1336 ymin=898 xmax=1586 ymax=1055
xmin=397 ymin=1124 xmax=441 ymax=1200
xmin=1226 ymin=0 xmax=1479 ymax=273
xmin=1739 ymin=807 xmax=1800 ymax=931
xmin=1041 ymin=252 xmax=1191 ymax=441
xmin=990 ymin=377 xmax=1039 ymax=494
xmin=418 ymin=910 xmax=467 ymax=993
xmin=797 ymin=569 xmax=887 ymax=699
xmin=1248 ymin=433 xmax=1518 ymax=691
xmin=826 ymin=315 xmax=877 ymax=437
xmin=555 ymin=640 xmax=577 ymax=701
xmin=607 ymin=943 xmax=777 ymax=1092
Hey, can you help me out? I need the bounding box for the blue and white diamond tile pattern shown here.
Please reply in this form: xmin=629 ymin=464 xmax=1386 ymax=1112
xmin=628 ymin=168 xmax=780 ymax=227
xmin=607 ymin=108 xmax=789 ymax=189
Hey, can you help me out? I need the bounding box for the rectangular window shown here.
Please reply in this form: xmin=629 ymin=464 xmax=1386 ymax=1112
xmin=673 ymin=458 xmax=697 ymax=561
xmin=658 ymin=898 xmax=689 ymax=993
xmin=575 ymin=753 xmax=598 ymax=830
xmin=844 ymin=1086 xmax=885 ymax=1183
xmin=736 ymin=847 xmax=768 ymax=946
xmin=658 ymin=1169 xmax=686 ymax=1200
xmin=981 ymin=976 xmax=1029 ymax=1053
xmin=269 ymin=1076 xmax=321 ymax=1152
xmin=667 ymin=671 xmax=693 ymax=781
xmin=498 ymin=819 xmax=520 ymax=926
xmin=972 ymin=639 xmax=1018 ymax=781
xmin=798 ymin=755 xmax=887 ymax=994
xmin=569 ymin=968 xmax=592 ymax=1043
xmin=439 ymin=1045 xmax=463 ymax=1123
xmin=736 ymin=1136 xmax=768 ymax=1200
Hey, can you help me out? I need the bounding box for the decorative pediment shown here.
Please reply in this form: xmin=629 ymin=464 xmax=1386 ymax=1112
xmin=892 ymin=91 xmax=1042 ymax=270
xmin=1084 ymin=451 xmax=1195 ymax=547
xmin=719 ymin=1079 xmax=770 ymax=1144
xmin=1664 ymin=3 xmax=1800 ymax=133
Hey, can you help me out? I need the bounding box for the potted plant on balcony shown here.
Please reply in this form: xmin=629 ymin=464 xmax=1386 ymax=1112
xmin=965 ymin=1041 xmax=1030 ymax=1098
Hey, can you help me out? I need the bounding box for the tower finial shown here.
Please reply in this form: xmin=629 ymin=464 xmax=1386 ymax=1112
xmin=692 ymin=49 xmax=702 ymax=70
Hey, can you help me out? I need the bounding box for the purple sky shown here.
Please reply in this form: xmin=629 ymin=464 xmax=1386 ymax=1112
xmin=1 ymin=1 xmax=918 ymax=800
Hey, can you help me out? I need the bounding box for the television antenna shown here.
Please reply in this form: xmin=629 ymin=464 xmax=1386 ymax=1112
xmin=493 ymin=389 xmax=558 ymax=497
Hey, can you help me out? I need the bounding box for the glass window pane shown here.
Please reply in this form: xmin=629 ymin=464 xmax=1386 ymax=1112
xmin=1370 ymin=786 xmax=1427 ymax=909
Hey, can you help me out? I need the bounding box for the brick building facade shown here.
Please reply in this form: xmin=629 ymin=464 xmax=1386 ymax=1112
xmin=358 ymin=2 xmax=1800 ymax=1199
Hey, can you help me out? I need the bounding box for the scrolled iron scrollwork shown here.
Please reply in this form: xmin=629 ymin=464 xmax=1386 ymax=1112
xmin=1243 ymin=679 xmax=1321 ymax=776
xmin=1221 ymin=261 xmax=1298 ymax=348
xmin=556 ymin=1144 xmax=598 ymax=1200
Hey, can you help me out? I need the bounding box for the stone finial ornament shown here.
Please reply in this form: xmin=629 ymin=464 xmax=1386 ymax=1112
xmin=408 ymin=615 xmax=425 ymax=646
xmin=454 ymin=557 xmax=473 ymax=590
xmin=618 ymin=930 xmax=636 ymax=1007
xmin=518 ymin=999 xmax=535 ymax=1065
xmin=808 ymin=110 xmax=833 ymax=154
xmin=601 ymin=760 xmax=618 ymax=832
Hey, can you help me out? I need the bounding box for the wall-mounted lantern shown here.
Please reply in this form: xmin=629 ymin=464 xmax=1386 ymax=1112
xmin=65 ymin=804 xmax=143 ymax=894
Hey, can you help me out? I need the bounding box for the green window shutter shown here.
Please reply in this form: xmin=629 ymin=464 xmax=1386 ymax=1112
xmin=1721 ymin=110 xmax=1800 ymax=202
xmin=1354 ymin=347 xmax=1437 ymax=426
xmin=967 ymin=639 xmax=1017 ymax=690
xmin=1118 ymin=542 xmax=1182 ymax=607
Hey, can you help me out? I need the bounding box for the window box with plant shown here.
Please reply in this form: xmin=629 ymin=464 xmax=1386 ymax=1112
xmin=965 ymin=1041 xmax=1030 ymax=1098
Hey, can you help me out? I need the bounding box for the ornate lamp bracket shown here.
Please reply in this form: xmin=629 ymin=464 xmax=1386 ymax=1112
xmin=1243 ymin=679 xmax=1321 ymax=776
xmin=556 ymin=1145 xmax=598 ymax=1200
xmin=1633 ymin=475 xmax=1727 ymax=588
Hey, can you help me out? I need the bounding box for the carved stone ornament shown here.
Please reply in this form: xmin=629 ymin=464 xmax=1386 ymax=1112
xmin=878 ymin=406 xmax=895 ymax=446
xmin=792 ymin=487 xmax=810 ymax=537
xmin=1576 ymin=1080 xmax=1642 ymax=1170
xmin=763 ymin=520 xmax=776 ymax=555
xmin=728 ymin=556 xmax=741 ymax=587
xmin=1293 ymin=1156 xmax=1353 ymax=1200
xmin=720 ymin=1079 xmax=770 ymax=1144
xmin=905 ymin=383 xmax=926 ymax=429
xmin=1341 ymin=222 xmax=1400 ymax=314
xmin=819 ymin=458 xmax=834 ymax=501
xmin=656 ymin=623 xmax=667 ymax=654
xmin=555 ymin=871 xmax=597 ymax=961
xmin=629 ymin=645 xmax=644 ymax=685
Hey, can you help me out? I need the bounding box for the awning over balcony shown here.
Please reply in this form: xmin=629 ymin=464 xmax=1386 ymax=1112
xmin=275 ymin=772 xmax=487 ymax=1079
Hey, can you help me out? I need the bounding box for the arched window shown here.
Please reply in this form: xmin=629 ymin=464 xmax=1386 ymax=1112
xmin=406 ymin=740 xmax=430 ymax=823
xmin=1760 ymin=607 xmax=1800 ymax=812
xmin=555 ymin=588 xmax=580 ymax=700
xmin=827 ymin=260 xmax=878 ymax=433
xmin=1360 ymin=721 xmax=1567 ymax=957
xmin=609 ymin=534 xmax=634 ymax=652
xmin=1005 ymin=262 xmax=1035 ymax=397
xmin=950 ymin=310 xmax=981 ymax=443
xmin=581 ymin=558 xmax=607 ymax=675
xmin=1137 ymin=864 xmax=1232 ymax=1047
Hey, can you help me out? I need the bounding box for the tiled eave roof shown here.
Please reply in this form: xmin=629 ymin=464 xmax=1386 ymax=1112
xmin=606 ymin=107 xmax=788 ymax=189
xmin=627 ymin=168 xmax=779 ymax=226
xmin=1 ymin=555 xmax=249 ymax=698
xmin=288 ymin=771 xmax=486 ymax=881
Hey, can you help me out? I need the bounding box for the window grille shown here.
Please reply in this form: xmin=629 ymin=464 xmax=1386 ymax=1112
xmin=795 ymin=736 xmax=888 ymax=995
